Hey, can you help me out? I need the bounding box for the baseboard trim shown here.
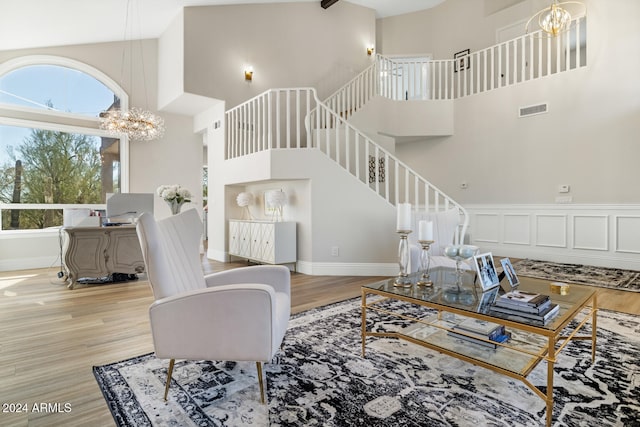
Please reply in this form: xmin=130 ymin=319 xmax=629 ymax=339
xmin=0 ymin=256 xmax=58 ymax=272
xmin=297 ymin=261 xmax=397 ymax=276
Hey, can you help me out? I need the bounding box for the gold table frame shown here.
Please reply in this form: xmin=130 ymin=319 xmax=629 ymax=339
xmin=361 ymin=269 xmax=597 ymax=427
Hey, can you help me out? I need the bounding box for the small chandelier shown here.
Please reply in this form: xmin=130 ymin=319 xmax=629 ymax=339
xmin=101 ymin=107 xmax=165 ymax=142
xmin=100 ymin=0 xmax=165 ymax=141
xmin=525 ymin=1 xmax=585 ymax=37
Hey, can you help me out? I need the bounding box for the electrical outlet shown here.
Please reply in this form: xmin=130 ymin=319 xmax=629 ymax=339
xmin=331 ymin=246 xmax=340 ymax=257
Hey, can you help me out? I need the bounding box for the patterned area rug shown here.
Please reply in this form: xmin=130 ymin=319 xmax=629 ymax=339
xmin=93 ymin=298 xmax=640 ymax=426
xmin=513 ymin=259 xmax=640 ymax=292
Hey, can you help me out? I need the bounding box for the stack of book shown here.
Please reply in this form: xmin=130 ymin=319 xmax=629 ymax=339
xmin=490 ymin=290 xmax=560 ymax=325
xmin=447 ymin=318 xmax=511 ymax=349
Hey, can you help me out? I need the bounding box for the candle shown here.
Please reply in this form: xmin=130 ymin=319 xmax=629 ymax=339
xmin=418 ymin=220 xmax=433 ymax=241
xmin=396 ymin=203 xmax=412 ymax=231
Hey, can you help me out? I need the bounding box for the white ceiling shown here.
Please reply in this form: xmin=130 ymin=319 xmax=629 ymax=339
xmin=0 ymin=0 xmax=445 ymax=52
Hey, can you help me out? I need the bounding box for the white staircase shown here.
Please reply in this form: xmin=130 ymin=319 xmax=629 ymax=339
xmin=223 ymin=15 xmax=587 ymax=248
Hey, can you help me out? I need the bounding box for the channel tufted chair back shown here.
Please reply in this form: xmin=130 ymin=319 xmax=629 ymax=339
xmin=136 ymin=209 xmax=291 ymax=403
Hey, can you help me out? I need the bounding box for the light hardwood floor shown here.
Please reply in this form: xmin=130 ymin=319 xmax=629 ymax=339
xmin=0 ymin=260 xmax=638 ymax=426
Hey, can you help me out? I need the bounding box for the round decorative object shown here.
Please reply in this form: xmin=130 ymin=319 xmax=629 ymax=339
xmin=443 ymin=245 xmax=460 ymax=258
xmin=236 ymin=192 xmax=254 ymax=207
xmin=444 ymin=244 xmax=479 ymax=290
xmin=459 ymin=245 xmax=478 ymax=259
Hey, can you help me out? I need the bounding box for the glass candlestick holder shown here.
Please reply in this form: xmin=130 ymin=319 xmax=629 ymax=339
xmin=394 ymin=230 xmax=412 ymax=288
xmin=416 ymin=240 xmax=434 ymax=286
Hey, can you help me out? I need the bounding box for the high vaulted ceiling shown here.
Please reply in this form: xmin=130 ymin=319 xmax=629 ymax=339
xmin=0 ymin=0 xmax=445 ymax=52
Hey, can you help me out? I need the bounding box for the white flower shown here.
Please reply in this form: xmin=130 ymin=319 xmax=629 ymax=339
xmin=156 ymin=184 xmax=192 ymax=204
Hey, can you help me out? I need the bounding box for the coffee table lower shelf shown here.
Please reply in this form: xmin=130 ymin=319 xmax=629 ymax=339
xmin=361 ymin=291 xmax=597 ymax=427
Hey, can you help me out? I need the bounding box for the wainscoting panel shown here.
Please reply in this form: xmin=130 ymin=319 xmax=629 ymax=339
xmin=535 ymin=214 xmax=567 ymax=248
xmin=615 ymin=216 xmax=640 ymax=254
xmin=573 ymin=215 xmax=608 ymax=251
xmin=503 ymin=214 xmax=530 ymax=245
xmin=474 ymin=213 xmax=500 ymax=243
xmin=465 ymin=204 xmax=640 ymax=270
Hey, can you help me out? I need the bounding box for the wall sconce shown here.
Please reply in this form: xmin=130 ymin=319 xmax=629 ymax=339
xmin=244 ymin=66 xmax=253 ymax=81
xmin=367 ymin=46 xmax=374 ymax=56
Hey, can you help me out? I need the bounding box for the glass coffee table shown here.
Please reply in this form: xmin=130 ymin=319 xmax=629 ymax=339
xmin=361 ymin=267 xmax=597 ymax=427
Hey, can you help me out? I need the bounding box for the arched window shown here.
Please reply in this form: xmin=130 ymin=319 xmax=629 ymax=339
xmin=0 ymin=64 xmax=116 ymax=115
xmin=0 ymin=56 xmax=129 ymax=231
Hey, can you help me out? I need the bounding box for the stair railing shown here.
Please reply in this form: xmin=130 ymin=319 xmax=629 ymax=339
xmin=306 ymin=89 xmax=468 ymax=243
xmin=225 ymin=88 xmax=317 ymax=159
xmin=322 ymin=15 xmax=586 ymax=110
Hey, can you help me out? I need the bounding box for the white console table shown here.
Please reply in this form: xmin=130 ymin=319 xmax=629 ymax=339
xmin=62 ymin=225 xmax=145 ymax=289
xmin=228 ymin=220 xmax=296 ymax=267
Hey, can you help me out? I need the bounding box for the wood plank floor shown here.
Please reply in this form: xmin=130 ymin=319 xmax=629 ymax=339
xmin=0 ymin=259 xmax=638 ymax=426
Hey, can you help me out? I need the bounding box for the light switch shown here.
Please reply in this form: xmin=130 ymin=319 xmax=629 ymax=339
xmin=558 ymin=184 xmax=570 ymax=193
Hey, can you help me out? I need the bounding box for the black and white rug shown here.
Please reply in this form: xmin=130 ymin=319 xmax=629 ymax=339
xmin=513 ymin=259 xmax=640 ymax=292
xmin=94 ymin=298 xmax=640 ymax=426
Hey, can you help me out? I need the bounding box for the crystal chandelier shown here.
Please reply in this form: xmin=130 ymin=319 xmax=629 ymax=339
xmin=101 ymin=107 xmax=165 ymax=142
xmin=525 ymin=1 xmax=585 ymax=37
xmin=100 ymin=0 xmax=165 ymax=141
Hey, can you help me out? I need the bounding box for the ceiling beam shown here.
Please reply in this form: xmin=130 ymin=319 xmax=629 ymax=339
xmin=321 ymin=0 xmax=340 ymax=9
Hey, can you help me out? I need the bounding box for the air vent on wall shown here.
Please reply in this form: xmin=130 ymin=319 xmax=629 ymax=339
xmin=519 ymin=103 xmax=548 ymax=118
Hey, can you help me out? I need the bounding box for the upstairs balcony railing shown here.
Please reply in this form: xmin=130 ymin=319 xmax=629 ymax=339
xmin=324 ymin=15 xmax=586 ymax=120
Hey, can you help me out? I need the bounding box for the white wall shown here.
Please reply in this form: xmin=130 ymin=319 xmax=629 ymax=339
xmin=379 ymin=0 xmax=640 ymax=205
xmin=182 ymin=2 xmax=376 ymax=108
xmin=157 ymin=9 xmax=185 ymax=111
xmin=216 ymin=149 xmax=398 ymax=276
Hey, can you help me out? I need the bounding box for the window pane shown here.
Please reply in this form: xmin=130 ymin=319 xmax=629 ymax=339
xmin=0 ymin=124 xmax=120 ymax=230
xmin=0 ymin=65 xmax=117 ymax=117
xmin=1 ymin=208 xmax=64 ymax=230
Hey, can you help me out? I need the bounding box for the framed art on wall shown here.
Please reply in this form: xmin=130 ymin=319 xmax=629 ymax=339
xmin=454 ymin=48 xmax=470 ymax=72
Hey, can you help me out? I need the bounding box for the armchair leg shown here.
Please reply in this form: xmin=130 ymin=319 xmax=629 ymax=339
xmin=256 ymin=361 xmax=265 ymax=404
xmin=164 ymin=359 xmax=175 ymax=401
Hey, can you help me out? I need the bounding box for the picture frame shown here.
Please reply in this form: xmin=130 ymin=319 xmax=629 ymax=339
xmin=500 ymin=257 xmax=520 ymax=290
xmin=454 ymin=48 xmax=470 ymax=73
xmin=476 ymin=285 xmax=500 ymax=313
xmin=473 ymin=252 xmax=500 ymax=291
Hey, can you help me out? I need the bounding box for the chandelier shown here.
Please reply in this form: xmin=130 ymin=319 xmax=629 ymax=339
xmin=101 ymin=107 xmax=165 ymax=142
xmin=525 ymin=1 xmax=585 ymax=37
xmin=100 ymin=0 xmax=164 ymax=141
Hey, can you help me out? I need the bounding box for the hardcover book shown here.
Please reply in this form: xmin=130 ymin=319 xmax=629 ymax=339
xmin=454 ymin=317 xmax=504 ymax=336
xmin=490 ymin=303 xmax=560 ymax=324
xmin=499 ymin=291 xmax=549 ymax=307
xmin=494 ymin=298 xmax=552 ymax=314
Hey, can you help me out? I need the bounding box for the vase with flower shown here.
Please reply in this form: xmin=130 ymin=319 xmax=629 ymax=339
xmin=156 ymin=184 xmax=192 ymax=215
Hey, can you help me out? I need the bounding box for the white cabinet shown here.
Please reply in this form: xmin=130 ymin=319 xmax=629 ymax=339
xmin=229 ymin=220 xmax=296 ymax=265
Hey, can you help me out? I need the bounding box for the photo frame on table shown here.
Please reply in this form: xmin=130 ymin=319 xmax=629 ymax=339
xmin=476 ymin=286 xmax=500 ymax=313
xmin=454 ymin=48 xmax=470 ymax=72
xmin=500 ymin=257 xmax=520 ymax=290
xmin=473 ymin=252 xmax=500 ymax=291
